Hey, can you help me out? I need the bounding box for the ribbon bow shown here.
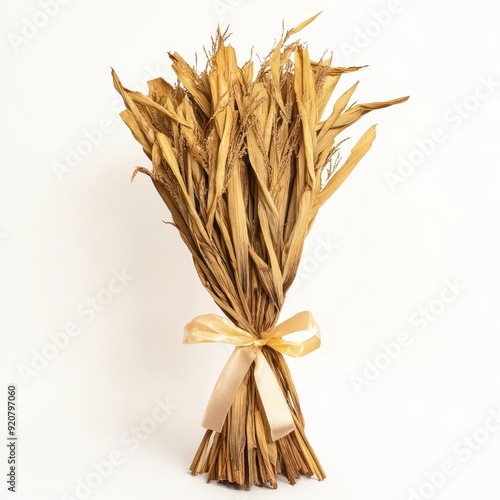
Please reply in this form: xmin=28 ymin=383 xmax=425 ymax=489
xmin=183 ymin=311 xmax=320 ymax=441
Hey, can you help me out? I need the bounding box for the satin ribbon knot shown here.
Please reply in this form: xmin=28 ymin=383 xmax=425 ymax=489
xmin=183 ymin=311 xmax=320 ymax=441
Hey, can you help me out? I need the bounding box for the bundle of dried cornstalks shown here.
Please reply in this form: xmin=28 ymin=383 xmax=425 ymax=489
xmin=112 ymin=14 xmax=408 ymax=489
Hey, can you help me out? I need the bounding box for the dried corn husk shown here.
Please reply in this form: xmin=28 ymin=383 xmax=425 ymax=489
xmin=112 ymin=14 xmax=408 ymax=488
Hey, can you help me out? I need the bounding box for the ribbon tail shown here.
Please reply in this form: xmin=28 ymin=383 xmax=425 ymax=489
xmin=201 ymin=346 xmax=256 ymax=433
xmin=254 ymin=351 xmax=296 ymax=441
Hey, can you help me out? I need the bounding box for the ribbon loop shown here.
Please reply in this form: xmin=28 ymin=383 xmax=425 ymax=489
xmin=183 ymin=311 xmax=321 ymax=441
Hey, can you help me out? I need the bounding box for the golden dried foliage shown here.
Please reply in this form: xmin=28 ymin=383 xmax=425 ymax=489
xmin=113 ymin=13 xmax=408 ymax=488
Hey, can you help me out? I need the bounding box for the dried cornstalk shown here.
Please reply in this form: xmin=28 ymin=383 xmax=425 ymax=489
xmin=112 ymin=13 xmax=408 ymax=488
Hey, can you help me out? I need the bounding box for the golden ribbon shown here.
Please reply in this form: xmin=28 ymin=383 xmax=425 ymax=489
xmin=183 ymin=311 xmax=320 ymax=441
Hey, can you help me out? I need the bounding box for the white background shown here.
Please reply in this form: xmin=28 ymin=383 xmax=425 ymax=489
xmin=2 ymin=1 xmax=500 ymax=499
